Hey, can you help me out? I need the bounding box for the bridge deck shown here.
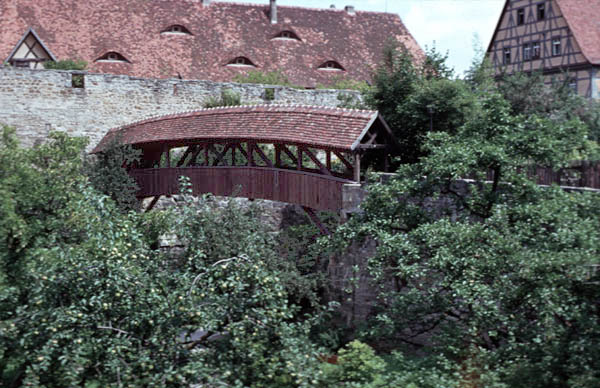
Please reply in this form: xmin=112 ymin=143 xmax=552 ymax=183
xmin=131 ymin=166 xmax=354 ymax=212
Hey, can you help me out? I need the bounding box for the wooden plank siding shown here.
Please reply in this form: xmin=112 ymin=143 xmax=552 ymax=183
xmin=130 ymin=167 xmax=352 ymax=212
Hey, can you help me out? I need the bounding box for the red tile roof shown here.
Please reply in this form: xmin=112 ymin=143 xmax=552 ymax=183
xmin=556 ymin=0 xmax=600 ymax=65
xmin=1 ymin=0 xmax=423 ymax=87
xmin=91 ymin=105 xmax=382 ymax=153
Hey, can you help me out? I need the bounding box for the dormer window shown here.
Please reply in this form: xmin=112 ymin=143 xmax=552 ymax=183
xmin=161 ymin=25 xmax=192 ymax=35
xmin=96 ymin=52 xmax=130 ymax=63
xmin=227 ymin=57 xmax=257 ymax=67
xmin=318 ymin=61 xmax=345 ymax=71
xmin=273 ymin=30 xmax=301 ymax=41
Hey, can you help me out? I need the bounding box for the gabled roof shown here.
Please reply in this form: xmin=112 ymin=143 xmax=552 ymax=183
xmin=0 ymin=0 xmax=423 ymax=87
xmin=5 ymin=27 xmax=57 ymax=63
xmin=555 ymin=0 xmax=600 ymax=65
xmin=92 ymin=105 xmax=393 ymax=153
xmin=487 ymin=0 xmax=600 ymax=66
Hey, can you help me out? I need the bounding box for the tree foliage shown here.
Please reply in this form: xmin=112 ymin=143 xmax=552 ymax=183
xmin=325 ymin=63 xmax=600 ymax=386
xmin=203 ymin=89 xmax=243 ymax=108
xmin=364 ymin=44 xmax=474 ymax=164
xmin=0 ymin=127 xmax=330 ymax=387
xmin=44 ymin=59 xmax=87 ymax=71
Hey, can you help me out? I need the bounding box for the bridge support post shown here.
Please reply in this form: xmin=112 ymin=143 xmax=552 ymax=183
xmin=354 ymin=152 xmax=361 ymax=182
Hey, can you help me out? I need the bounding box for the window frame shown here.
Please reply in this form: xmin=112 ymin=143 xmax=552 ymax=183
xmin=552 ymin=37 xmax=562 ymax=56
xmin=532 ymin=41 xmax=541 ymax=59
xmin=273 ymin=30 xmax=301 ymax=41
xmin=568 ymin=77 xmax=577 ymax=93
xmin=503 ymin=47 xmax=511 ymax=65
xmin=226 ymin=56 xmax=257 ymax=67
xmin=537 ymin=3 xmax=546 ymax=21
xmin=523 ymin=43 xmax=532 ymax=61
xmin=161 ymin=24 xmax=193 ymax=36
xmin=517 ymin=8 xmax=525 ymax=25
xmin=95 ymin=51 xmax=130 ymax=63
xmin=318 ymin=60 xmax=345 ymax=71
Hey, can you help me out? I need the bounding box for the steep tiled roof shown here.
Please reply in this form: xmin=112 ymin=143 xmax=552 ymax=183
xmin=92 ymin=105 xmax=381 ymax=153
xmin=1 ymin=0 xmax=423 ymax=87
xmin=555 ymin=0 xmax=600 ymax=65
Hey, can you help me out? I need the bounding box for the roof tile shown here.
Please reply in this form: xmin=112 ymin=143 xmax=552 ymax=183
xmin=92 ymin=104 xmax=379 ymax=152
xmin=1 ymin=0 xmax=423 ymax=87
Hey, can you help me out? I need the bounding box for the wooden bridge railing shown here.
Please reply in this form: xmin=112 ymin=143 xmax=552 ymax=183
xmin=130 ymin=166 xmax=354 ymax=212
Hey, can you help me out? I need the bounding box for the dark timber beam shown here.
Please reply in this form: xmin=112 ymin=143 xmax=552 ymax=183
xmin=254 ymin=144 xmax=274 ymax=167
xmin=302 ymin=206 xmax=331 ymax=235
xmin=145 ymin=196 xmax=161 ymax=212
xmin=302 ymin=147 xmax=332 ymax=176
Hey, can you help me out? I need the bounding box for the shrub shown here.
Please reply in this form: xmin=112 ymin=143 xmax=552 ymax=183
xmin=203 ymin=89 xmax=242 ymax=108
xmin=44 ymin=59 xmax=87 ymax=70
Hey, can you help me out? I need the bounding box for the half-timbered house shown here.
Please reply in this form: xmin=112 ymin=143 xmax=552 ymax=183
xmin=487 ymin=0 xmax=600 ymax=98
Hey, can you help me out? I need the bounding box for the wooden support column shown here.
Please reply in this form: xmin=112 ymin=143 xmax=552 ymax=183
xmin=297 ymin=147 xmax=302 ymax=171
xmin=326 ymin=150 xmax=331 ymax=171
xmin=384 ymin=152 xmax=390 ymax=173
xmin=354 ymin=152 xmax=361 ymax=183
xmin=231 ymin=143 xmax=237 ymax=166
xmin=275 ymin=145 xmax=282 ymax=168
xmin=165 ymin=146 xmax=171 ymax=168
xmin=247 ymin=142 xmax=255 ymax=166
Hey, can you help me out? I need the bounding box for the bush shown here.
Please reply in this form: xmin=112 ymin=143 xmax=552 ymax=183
xmin=233 ymin=70 xmax=293 ymax=86
xmin=203 ymin=89 xmax=242 ymax=108
xmin=44 ymin=59 xmax=87 ymax=70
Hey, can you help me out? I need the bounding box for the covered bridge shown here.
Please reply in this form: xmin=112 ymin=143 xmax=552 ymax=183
xmin=92 ymin=104 xmax=398 ymax=221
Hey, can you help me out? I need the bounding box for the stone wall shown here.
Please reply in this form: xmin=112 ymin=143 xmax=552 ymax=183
xmin=0 ymin=65 xmax=360 ymax=149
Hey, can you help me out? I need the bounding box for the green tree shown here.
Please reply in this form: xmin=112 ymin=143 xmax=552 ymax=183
xmin=325 ymin=84 xmax=600 ymax=386
xmin=0 ymin=128 xmax=329 ymax=387
xmin=85 ymin=136 xmax=141 ymax=211
xmin=364 ymin=44 xmax=473 ymax=164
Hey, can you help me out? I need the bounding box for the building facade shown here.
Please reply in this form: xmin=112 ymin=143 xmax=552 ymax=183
xmin=1 ymin=0 xmax=423 ymax=88
xmin=487 ymin=0 xmax=600 ymax=98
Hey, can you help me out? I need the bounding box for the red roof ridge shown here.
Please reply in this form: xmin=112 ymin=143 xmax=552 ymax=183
xmin=103 ymin=104 xmax=377 ymax=135
xmin=209 ymin=1 xmax=397 ymax=16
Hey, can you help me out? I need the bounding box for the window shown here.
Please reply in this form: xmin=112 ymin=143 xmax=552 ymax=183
xmin=12 ymin=60 xmax=31 ymax=68
xmin=537 ymin=3 xmax=546 ymax=20
xmin=161 ymin=25 xmax=192 ymax=35
xmin=273 ymin=30 xmax=301 ymax=41
xmin=72 ymin=73 xmax=85 ymax=88
xmin=96 ymin=52 xmax=130 ymax=63
xmin=568 ymin=78 xmax=577 ymax=93
xmin=503 ymin=47 xmax=511 ymax=64
xmin=318 ymin=60 xmax=344 ymax=71
xmin=552 ymin=37 xmax=561 ymax=56
xmin=532 ymin=41 xmax=541 ymax=59
xmin=523 ymin=43 xmax=531 ymax=61
xmin=226 ymin=56 xmax=256 ymax=67
xmin=517 ymin=8 xmax=525 ymax=25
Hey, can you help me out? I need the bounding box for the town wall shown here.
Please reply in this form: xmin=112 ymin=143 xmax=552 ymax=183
xmin=0 ymin=65 xmax=360 ymax=149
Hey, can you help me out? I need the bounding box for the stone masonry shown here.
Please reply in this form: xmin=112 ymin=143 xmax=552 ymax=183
xmin=0 ymin=65 xmax=360 ymax=150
